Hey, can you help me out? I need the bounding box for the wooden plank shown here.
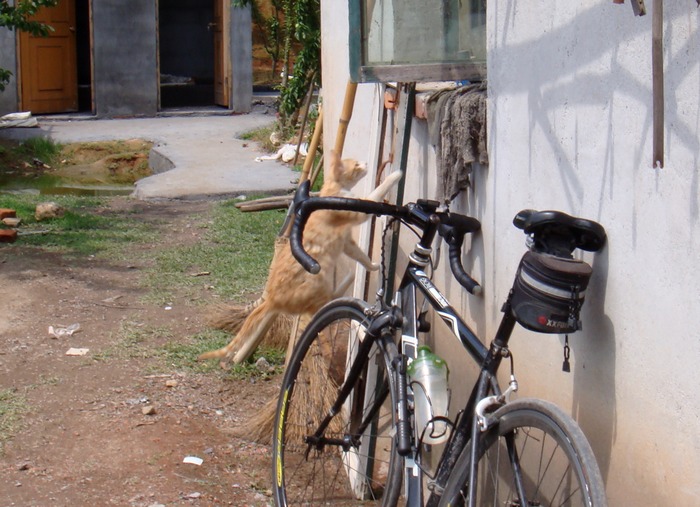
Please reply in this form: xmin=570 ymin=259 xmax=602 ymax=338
xmin=652 ymin=0 xmax=664 ymax=168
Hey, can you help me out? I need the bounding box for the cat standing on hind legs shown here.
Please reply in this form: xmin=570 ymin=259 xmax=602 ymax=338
xmin=198 ymin=150 xmax=402 ymax=368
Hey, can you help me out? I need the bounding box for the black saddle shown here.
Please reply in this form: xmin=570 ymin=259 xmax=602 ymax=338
xmin=513 ymin=209 xmax=607 ymax=256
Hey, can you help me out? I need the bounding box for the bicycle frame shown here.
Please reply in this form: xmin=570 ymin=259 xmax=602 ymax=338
xmin=396 ymin=262 xmax=519 ymax=507
xmin=285 ymin=186 xmax=607 ymax=507
xmin=326 ymin=240 xmax=517 ymax=507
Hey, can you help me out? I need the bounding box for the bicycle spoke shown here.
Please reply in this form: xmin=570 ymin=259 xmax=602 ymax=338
xmin=272 ymin=299 xmax=402 ymax=506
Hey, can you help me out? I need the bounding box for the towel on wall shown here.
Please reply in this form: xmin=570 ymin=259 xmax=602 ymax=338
xmin=426 ymin=83 xmax=488 ymax=204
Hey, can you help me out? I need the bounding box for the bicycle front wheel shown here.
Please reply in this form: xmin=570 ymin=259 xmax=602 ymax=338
xmin=272 ymin=298 xmax=403 ymax=506
xmin=441 ymin=398 xmax=607 ymax=506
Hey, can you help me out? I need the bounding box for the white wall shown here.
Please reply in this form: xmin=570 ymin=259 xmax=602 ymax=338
xmin=322 ymin=1 xmax=700 ymax=504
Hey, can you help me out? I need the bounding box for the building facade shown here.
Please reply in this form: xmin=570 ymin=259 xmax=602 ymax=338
xmin=0 ymin=0 xmax=252 ymax=117
xmin=322 ymin=1 xmax=700 ymax=504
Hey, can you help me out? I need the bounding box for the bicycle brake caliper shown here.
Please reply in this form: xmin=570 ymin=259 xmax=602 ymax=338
xmin=475 ymin=374 xmax=518 ymax=432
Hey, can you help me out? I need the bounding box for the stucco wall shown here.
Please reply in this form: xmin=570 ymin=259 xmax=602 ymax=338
xmin=230 ymin=5 xmax=252 ymax=113
xmin=322 ymin=1 xmax=700 ymax=504
xmin=92 ymin=0 xmax=158 ymax=117
xmin=0 ymin=0 xmax=18 ymax=116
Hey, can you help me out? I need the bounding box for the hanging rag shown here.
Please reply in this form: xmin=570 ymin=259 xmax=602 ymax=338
xmin=426 ymin=83 xmax=488 ymax=204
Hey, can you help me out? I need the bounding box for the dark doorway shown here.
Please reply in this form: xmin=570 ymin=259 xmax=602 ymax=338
xmin=158 ymin=0 xmax=217 ymax=109
xmin=76 ymin=0 xmax=92 ymax=112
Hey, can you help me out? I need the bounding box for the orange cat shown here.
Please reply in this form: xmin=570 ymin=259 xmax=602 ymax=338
xmin=199 ymin=151 xmax=402 ymax=367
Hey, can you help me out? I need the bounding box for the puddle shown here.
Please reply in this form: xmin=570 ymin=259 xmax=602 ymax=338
xmin=0 ymin=139 xmax=151 ymax=196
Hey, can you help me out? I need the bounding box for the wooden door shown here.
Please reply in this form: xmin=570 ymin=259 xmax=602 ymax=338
xmin=19 ymin=0 xmax=78 ymax=114
xmin=212 ymin=0 xmax=228 ymax=107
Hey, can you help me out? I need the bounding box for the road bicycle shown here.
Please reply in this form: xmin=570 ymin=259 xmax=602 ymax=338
xmin=271 ymin=179 xmax=608 ymax=506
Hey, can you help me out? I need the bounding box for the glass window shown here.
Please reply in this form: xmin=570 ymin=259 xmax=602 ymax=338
xmin=350 ymin=0 xmax=486 ymax=83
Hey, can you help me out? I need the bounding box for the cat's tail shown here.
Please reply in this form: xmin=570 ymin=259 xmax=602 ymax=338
xmin=198 ymin=300 xmax=279 ymax=368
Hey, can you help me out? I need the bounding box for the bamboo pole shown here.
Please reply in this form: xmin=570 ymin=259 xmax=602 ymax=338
xmin=334 ymin=80 xmax=358 ymax=156
xmin=299 ymin=107 xmax=324 ymax=183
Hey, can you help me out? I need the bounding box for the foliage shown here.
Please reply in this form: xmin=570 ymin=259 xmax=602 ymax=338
xmin=0 ymin=0 xmax=59 ymax=92
xmin=0 ymin=136 xmax=62 ymax=168
xmin=277 ymin=0 xmax=320 ymax=122
xmin=250 ymin=0 xmax=284 ymax=80
xmin=234 ymin=0 xmax=320 ymax=127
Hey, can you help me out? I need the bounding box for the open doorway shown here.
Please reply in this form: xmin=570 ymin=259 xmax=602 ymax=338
xmin=158 ymin=0 xmax=227 ymax=109
xmin=75 ymin=0 xmax=92 ymax=112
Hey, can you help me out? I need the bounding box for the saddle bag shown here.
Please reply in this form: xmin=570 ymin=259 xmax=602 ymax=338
xmin=509 ymin=251 xmax=592 ymax=334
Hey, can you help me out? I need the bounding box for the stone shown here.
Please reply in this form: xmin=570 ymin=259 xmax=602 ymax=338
xmin=142 ymin=405 xmax=156 ymax=416
xmin=35 ymin=202 xmax=65 ymax=221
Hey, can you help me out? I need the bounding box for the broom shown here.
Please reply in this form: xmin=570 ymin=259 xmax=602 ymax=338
xmin=235 ymin=81 xmax=360 ymax=443
xmin=206 ymin=102 xmax=325 ymax=351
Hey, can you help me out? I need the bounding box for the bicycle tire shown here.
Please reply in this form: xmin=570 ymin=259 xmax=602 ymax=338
xmin=272 ymin=298 xmax=403 ymax=506
xmin=440 ymin=398 xmax=607 ymax=507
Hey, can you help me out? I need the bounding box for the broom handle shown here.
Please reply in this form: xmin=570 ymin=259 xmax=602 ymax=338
xmin=334 ymin=80 xmax=358 ymax=157
xmin=299 ymin=107 xmax=324 ymax=183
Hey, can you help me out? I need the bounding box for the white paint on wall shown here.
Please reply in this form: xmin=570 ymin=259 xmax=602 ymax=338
xmin=322 ymin=1 xmax=700 ymax=504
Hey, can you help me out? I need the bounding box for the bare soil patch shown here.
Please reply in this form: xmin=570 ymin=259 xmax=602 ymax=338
xmin=56 ymin=140 xmax=153 ymax=185
xmin=0 ymin=198 xmax=279 ymax=506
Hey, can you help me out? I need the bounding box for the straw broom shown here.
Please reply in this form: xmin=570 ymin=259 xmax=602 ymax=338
xmin=206 ymin=102 xmax=324 ymax=352
xmin=235 ymin=81 xmax=359 ymax=443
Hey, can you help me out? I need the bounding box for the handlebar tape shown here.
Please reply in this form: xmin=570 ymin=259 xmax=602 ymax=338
xmin=439 ymin=216 xmax=482 ymax=296
xmin=289 ymin=181 xmax=321 ymax=274
xmin=289 ymin=182 xmax=405 ymax=274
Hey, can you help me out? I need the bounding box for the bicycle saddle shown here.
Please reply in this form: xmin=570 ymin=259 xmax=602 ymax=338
xmin=513 ymin=209 xmax=606 ymax=254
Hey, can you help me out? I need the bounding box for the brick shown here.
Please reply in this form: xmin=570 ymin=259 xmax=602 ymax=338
xmin=0 ymin=229 xmax=18 ymax=243
xmin=0 ymin=209 xmax=17 ymax=220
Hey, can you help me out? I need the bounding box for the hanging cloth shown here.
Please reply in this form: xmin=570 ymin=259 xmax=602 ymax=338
xmin=426 ymin=83 xmax=488 ymax=204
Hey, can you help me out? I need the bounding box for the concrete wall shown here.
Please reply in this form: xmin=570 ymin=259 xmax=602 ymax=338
xmin=0 ymin=0 xmax=19 ymax=116
xmin=230 ymin=4 xmax=252 ymax=113
xmin=92 ymin=0 xmax=158 ymax=117
xmin=322 ymin=1 xmax=700 ymax=505
xmin=0 ymin=21 xmax=18 ymax=116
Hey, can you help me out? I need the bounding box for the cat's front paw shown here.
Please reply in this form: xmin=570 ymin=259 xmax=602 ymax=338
xmin=368 ymin=262 xmax=380 ymax=271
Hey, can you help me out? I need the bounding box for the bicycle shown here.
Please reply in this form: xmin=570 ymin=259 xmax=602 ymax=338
xmin=271 ymin=179 xmax=608 ymax=506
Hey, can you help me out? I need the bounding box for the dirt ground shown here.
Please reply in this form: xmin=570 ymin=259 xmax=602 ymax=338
xmin=0 ymin=198 xmax=280 ymax=507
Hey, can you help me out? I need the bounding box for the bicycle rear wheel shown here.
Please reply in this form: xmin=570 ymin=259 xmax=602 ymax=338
xmin=441 ymin=398 xmax=607 ymax=506
xmin=272 ymin=298 xmax=403 ymax=506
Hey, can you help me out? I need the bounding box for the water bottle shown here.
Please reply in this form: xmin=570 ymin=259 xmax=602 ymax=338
xmin=407 ymin=345 xmax=450 ymax=445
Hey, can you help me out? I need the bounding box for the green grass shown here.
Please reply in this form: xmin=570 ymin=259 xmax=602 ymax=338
xmin=143 ymin=198 xmax=284 ymax=304
xmin=0 ymin=389 xmax=29 ymax=455
xmin=0 ymin=137 xmax=63 ymax=167
xmin=239 ymin=124 xmax=279 ymax=153
xmin=0 ymin=194 xmax=151 ymax=257
xmin=162 ymin=329 xmax=285 ymax=380
xmin=93 ymin=321 xmax=173 ymax=362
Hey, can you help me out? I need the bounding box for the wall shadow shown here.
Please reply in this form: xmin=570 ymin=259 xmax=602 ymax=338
xmin=571 ymin=246 xmax=617 ymax=483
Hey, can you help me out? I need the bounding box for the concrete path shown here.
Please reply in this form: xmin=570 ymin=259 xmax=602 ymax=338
xmin=0 ymin=110 xmax=298 ymax=200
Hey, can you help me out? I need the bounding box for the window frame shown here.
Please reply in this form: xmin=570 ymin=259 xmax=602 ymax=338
xmin=348 ymin=0 xmax=486 ymax=84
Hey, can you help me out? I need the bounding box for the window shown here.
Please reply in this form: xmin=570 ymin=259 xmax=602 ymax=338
xmin=349 ymin=0 xmax=486 ymax=83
